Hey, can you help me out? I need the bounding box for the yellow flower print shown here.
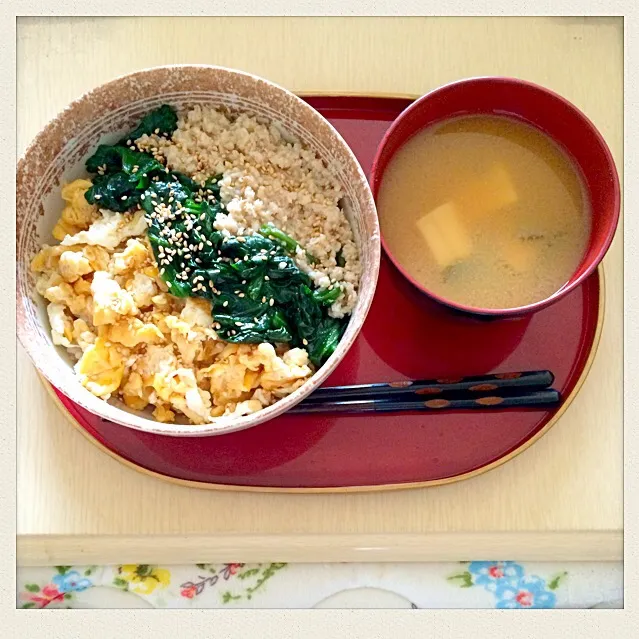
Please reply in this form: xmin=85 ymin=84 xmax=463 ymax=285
xmin=118 ymin=564 xmax=171 ymax=595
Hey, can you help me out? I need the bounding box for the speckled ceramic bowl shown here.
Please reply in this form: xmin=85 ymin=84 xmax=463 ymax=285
xmin=16 ymin=65 xmax=380 ymax=437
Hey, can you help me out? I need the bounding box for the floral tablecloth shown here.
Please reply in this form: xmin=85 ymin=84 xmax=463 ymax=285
xmin=17 ymin=561 xmax=623 ymax=609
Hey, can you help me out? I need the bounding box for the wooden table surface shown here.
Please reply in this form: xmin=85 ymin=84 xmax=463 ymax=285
xmin=16 ymin=16 xmax=623 ymax=565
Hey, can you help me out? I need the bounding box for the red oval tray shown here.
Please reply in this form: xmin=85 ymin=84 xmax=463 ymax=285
xmin=45 ymin=95 xmax=603 ymax=492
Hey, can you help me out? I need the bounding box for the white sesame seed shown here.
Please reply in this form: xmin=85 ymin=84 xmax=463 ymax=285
xmin=238 ymin=293 xmax=245 ymax=298
xmin=223 ymin=301 xmax=228 ymax=307
xmin=262 ymin=296 xmax=267 ymax=303
xmin=121 ymin=195 xmax=127 ymax=201
xmin=302 ymin=338 xmax=308 ymax=345
xmin=235 ymin=322 xmax=243 ymax=327
xmin=278 ymin=262 xmax=286 ymax=270
xmin=264 ymin=276 xmax=270 ymax=281
xmin=94 ymin=194 xmax=101 ymax=200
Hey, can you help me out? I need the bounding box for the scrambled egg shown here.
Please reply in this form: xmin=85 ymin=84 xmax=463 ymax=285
xmin=31 ymin=178 xmax=314 ymax=425
xmin=52 ymin=179 xmax=98 ymax=240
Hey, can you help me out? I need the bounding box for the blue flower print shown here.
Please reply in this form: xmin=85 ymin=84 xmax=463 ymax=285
xmin=495 ymin=575 xmax=556 ymax=609
xmin=468 ymin=561 xmax=524 ymax=593
xmin=52 ymin=570 xmax=92 ymax=593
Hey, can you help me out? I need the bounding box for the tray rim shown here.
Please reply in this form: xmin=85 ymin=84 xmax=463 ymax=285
xmin=36 ymin=90 xmax=606 ymax=494
xmin=41 ymin=262 xmax=605 ymax=494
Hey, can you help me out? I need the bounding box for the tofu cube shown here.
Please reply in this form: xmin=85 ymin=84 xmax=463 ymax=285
xmin=416 ymin=202 xmax=472 ymax=269
xmin=459 ymin=163 xmax=518 ymax=219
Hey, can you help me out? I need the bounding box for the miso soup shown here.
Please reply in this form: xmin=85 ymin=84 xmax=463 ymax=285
xmin=377 ymin=115 xmax=591 ymax=309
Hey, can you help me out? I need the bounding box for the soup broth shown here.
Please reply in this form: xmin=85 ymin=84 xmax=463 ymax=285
xmin=377 ymin=115 xmax=591 ymax=309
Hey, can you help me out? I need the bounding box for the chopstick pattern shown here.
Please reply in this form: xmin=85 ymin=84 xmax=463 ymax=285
xmin=289 ymin=389 xmax=561 ymax=414
xmin=305 ymin=370 xmax=554 ymax=402
xmin=293 ymin=370 xmax=560 ymax=415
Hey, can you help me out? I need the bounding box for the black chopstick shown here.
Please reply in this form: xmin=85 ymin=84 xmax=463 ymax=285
xmin=304 ymin=370 xmax=554 ymax=403
xmin=289 ymin=389 xmax=561 ymax=414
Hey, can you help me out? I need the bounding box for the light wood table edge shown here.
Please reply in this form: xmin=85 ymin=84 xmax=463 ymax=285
xmin=17 ymin=532 xmax=622 ymax=566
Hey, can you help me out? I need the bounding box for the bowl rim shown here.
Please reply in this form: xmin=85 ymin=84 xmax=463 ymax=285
xmin=370 ymin=75 xmax=621 ymax=317
xmin=16 ymin=63 xmax=381 ymax=437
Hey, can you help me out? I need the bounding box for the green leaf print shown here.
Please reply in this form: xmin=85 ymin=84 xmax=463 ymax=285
xmin=24 ymin=584 xmax=40 ymax=593
xmin=447 ymin=571 xmax=474 ymax=588
xmin=547 ymin=571 xmax=568 ymax=591
xmin=222 ymin=591 xmax=241 ymax=603
xmin=21 ymin=602 xmax=36 ymax=609
xmin=55 ymin=566 xmax=71 ymax=575
xmin=238 ymin=568 xmax=260 ymax=580
xmin=113 ymin=577 xmax=128 ymax=589
xmin=220 ymin=563 xmax=287 ymax=604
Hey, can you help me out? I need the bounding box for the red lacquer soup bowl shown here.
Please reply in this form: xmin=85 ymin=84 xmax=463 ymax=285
xmin=370 ymin=76 xmax=620 ymax=318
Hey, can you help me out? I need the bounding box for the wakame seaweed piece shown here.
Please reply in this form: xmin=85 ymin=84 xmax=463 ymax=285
xmin=122 ymin=104 xmax=178 ymax=143
xmin=306 ymin=317 xmax=347 ymax=367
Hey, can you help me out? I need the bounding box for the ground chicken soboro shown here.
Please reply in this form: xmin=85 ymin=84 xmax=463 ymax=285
xmin=136 ymin=105 xmax=361 ymax=318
